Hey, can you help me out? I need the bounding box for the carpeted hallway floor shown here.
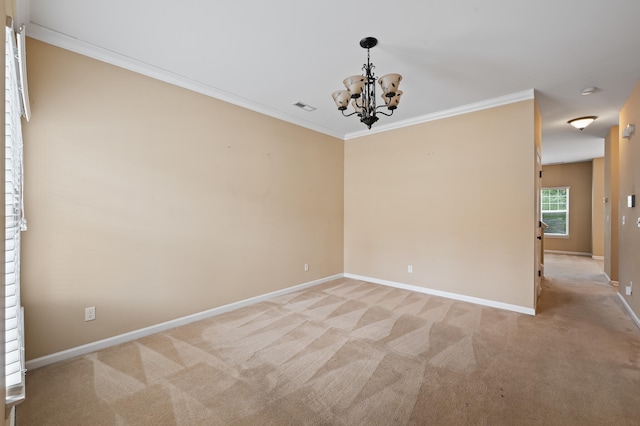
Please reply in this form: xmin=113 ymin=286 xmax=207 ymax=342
xmin=17 ymin=254 xmax=640 ymax=425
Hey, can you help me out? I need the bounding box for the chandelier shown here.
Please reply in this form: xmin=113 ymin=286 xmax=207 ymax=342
xmin=332 ymin=37 xmax=403 ymax=129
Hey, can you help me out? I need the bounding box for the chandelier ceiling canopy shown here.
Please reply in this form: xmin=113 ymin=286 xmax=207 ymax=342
xmin=332 ymin=37 xmax=403 ymax=129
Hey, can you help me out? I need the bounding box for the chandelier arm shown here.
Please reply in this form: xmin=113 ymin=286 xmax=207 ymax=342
xmin=341 ymin=110 xmax=359 ymax=118
xmin=375 ymin=108 xmax=394 ymax=117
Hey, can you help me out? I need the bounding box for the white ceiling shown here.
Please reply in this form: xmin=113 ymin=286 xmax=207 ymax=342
xmin=17 ymin=0 xmax=640 ymax=164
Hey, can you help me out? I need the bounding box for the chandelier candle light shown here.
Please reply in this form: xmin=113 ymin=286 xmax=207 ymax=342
xmin=332 ymin=37 xmax=403 ymax=129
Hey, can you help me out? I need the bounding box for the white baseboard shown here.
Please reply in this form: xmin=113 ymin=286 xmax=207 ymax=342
xmin=344 ymin=273 xmax=536 ymax=316
xmin=592 ymin=255 xmax=604 ymax=261
xmin=26 ymin=273 xmax=344 ymax=370
xmin=610 ymin=280 xmax=619 ymax=287
xmin=26 ymin=272 xmax=540 ymax=370
xmin=617 ymin=293 xmax=640 ymax=330
xmin=545 ymin=250 xmax=592 ymax=257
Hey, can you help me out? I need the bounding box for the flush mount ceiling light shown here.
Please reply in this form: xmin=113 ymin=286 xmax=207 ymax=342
xmin=568 ymin=116 xmax=597 ymax=130
xmin=332 ymin=37 xmax=403 ymax=129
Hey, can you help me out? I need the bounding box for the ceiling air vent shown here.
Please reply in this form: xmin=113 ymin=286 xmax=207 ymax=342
xmin=293 ymin=101 xmax=316 ymax=112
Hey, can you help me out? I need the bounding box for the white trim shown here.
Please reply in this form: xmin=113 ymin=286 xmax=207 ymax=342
xmin=16 ymin=26 xmax=31 ymax=121
xmin=6 ymin=406 xmax=15 ymax=426
xmin=25 ymin=23 xmax=533 ymax=142
xmin=541 ymin=186 xmax=570 ymax=237
xmin=25 ymin=274 xmax=344 ymax=370
xmin=344 ymin=89 xmax=535 ymax=140
xmin=25 ymin=271 xmax=539 ymax=370
xmin=591 ymin=256 xmax=604 ymax=261
xmin=544 ymin=250 xmax=592 ymax=257
xmin=617 ymin=293 xmax=640 ymax=330
xmin=544 ymin=234 xmax=570 ymax=239
xmin=25 ymin=24 xmax=345 ymax=140
xmin=610 ymin=280 xmax=619 ymax=287
xmin=344 ymin=273 xmax=536 ymax=316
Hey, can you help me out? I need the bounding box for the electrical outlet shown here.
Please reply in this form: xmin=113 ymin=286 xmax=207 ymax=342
xmin=408 ymin=265 xmax=413 ymax=273
xmin=304 ymin=263 xmax=309 ymax=272
xmin=626 ymin=282 xmax=633 ymax=296
xmin=85 ymin=306 xmax=96 ymax=321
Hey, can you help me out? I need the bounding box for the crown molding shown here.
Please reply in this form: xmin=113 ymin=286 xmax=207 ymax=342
xmin=26 ymin=23 xmax=533 ymax=142
xmin=25 ymin=23 xmax=345 ymax=140
xmin=344 ymin=89 xmax=535 ymax=140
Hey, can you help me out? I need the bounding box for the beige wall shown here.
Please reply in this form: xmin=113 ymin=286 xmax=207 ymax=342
xmin=541 ymin=161 xmax=593 ymax=254
xmin=344 ymin=100 xmax=537 ymax=309
xmin=22 ymin=40 xmax=345 ymax=360
xmin=591 ymin=158 xmax=605 ymax=257
xmin=22 ymin=39 xmax=542 ymax=359
xmin=618 ymin=80 xmax=640 ymax=319
xmin=604 ymin=126 xmax=619 ymax=281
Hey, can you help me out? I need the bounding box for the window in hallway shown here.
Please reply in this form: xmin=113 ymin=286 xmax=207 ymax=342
xmin=541 ymin=187 xmax=569 ymax=236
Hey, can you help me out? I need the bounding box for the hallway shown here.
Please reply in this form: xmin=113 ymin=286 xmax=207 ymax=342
xmin=543 ymin=253 xmax=609 ymax=284
xmin=539 ymin=253 xmax=638 ymax=334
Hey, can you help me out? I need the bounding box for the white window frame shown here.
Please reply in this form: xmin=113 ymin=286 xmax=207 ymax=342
xmin=541 ymin=186 xmax=570 ymax=237
xmin=5 ymin=24 xmax=27 ymax=406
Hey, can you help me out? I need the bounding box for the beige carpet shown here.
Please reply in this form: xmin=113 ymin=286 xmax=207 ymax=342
xmin=17 ymin=254 xmax=640 ymax=425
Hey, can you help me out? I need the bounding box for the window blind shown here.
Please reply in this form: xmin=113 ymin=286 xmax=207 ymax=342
xmin=5 ymin=25 xmax=26 ymax=405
